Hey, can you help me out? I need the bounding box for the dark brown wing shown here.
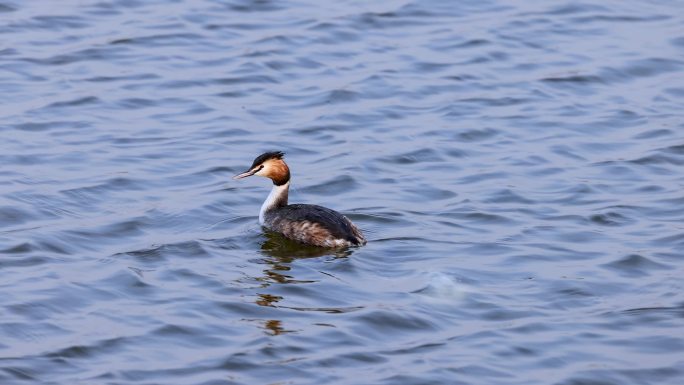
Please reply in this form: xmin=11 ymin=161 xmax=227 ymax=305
xmin=268 ymin=204 xmax=365 ymax=246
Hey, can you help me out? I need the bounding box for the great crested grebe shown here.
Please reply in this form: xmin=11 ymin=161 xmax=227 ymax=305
xmin=233 ymin=151 xmax=366 ymax=248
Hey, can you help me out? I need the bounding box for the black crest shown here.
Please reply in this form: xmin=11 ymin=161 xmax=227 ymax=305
xmin=251 ymin=151 xmax=285 ymax=169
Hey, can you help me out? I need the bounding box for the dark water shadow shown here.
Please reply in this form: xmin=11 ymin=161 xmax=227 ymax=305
xmin=254 ymin=230 xmax=353 ymax=284
xmin=258 ymin=230 xmax=355 ymax=260
xmin=251 ymin=231 xmax=361 ymax=335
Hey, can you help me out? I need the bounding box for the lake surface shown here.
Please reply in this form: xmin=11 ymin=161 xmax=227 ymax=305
xmin=1 ymin=0 xmax=683 ymax=384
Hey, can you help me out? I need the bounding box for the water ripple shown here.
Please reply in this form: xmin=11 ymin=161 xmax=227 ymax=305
xmin=1 ymin=0 xmax=684 ymax=384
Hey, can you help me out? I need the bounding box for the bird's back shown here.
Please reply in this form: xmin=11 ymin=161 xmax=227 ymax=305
xmin=264 ymin=204 xmax=366 ymax=247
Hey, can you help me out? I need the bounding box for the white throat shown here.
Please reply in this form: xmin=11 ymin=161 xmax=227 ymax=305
xmin=259 ymin=181 xmax=289 ymax=225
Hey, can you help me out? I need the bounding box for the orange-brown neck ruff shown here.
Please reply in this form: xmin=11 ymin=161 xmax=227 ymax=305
xmin=268 ymin=160 xmax=290 ymax=186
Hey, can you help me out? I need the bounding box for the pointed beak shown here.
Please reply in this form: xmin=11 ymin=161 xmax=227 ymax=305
xmin=233 ymin=169 xmax=256 ymax=180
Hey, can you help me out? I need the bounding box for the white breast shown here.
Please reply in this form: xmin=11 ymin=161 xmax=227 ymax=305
xmin=259 ymin=182 xmax=289 ymax=225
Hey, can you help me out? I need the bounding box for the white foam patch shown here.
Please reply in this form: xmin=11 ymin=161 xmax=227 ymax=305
xmin=411 ymin=272 xmax=471 ymax=302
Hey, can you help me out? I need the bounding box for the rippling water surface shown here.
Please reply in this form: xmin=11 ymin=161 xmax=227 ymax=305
xmin=2 ymin=0 xmax=684 ymax=384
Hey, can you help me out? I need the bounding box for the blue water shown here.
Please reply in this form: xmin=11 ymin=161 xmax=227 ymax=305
xmin=1 ymin=0 xmax=684 ymax=384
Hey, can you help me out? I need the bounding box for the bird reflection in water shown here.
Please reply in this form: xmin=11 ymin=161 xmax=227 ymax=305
xmin=252 ymin=231 xmax=354 ymax=335
xmin=260 ymin=231 xmax=354 ymax=260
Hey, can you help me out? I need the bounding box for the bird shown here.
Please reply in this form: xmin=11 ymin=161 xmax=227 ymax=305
xmin=233 ymin=151 xmax=366 ymax=248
